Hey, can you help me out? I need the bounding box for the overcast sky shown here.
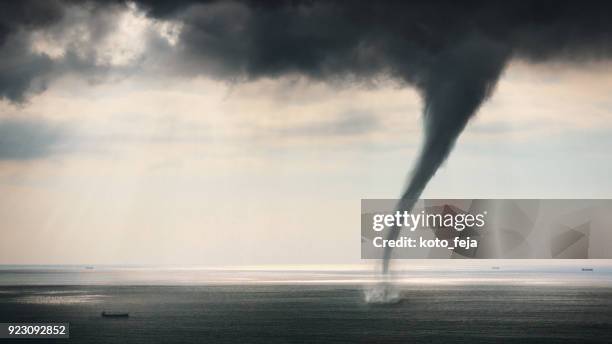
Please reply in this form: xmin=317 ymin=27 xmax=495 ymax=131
xmin=1 ymin=1 xmax=612 ymax=265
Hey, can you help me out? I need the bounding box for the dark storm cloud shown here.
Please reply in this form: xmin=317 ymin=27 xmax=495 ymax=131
xmin=2 ymin=0 xmax=612 ymax=101
xmin=0 ymin=118 xmax=66 ymax=160
xmin=134 ymin=1 xmax=612 ymax=80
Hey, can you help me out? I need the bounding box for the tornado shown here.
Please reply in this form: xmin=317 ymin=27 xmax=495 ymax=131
xmin=382 ymin=37 xmax=509 ymax=274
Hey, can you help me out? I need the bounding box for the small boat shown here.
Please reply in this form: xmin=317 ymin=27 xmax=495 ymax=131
xmin=581 ymin=268 xmax=594 ymax=272
xmin=84 ymin=266 xmax=95 ymax=270
xmin=491 ymin=266 xmax=500 ymax=270
xmin=101 ymin=311 xmax=129 ymax=318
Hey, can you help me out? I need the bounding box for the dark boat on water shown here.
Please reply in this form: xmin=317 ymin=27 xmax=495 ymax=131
xmin=101 ymin=311 xmax=129 ymax=318
xmin=582 ymin=268 xmax=594 ymax=272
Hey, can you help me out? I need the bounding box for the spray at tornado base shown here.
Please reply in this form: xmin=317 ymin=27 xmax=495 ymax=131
xmin=3 ymin=1 xmax=612 ymax=278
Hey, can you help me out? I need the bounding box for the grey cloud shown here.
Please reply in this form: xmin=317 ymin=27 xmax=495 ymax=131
xmin=0 ymin=34 xmax=54 ymax=102
xmin=0 ymin=0 xmax=65 ymax=44
xmin=277 ymin=111 xmax=379 ymax=138
xmin=0 ymin=118 xmax=67 ymax=160
xmin=0 ymin=0 xmax=129 ymax=102
xmin=0 ymin=0 xmax=65 ymax=102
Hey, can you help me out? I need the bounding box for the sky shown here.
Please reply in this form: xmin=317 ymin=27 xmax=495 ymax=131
xmin=1 ymin=1 xmax=612 ymax=265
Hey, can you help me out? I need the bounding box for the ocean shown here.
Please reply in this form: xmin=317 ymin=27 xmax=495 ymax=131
xmin=1 ymin=266 xmax=611 ymax=343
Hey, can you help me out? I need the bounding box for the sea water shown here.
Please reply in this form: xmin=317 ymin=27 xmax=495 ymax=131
xmin=1 ymin=267 xmax=611 ymax=343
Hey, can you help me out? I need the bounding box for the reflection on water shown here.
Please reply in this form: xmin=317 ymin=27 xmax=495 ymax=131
xmin=0 ymin=265 xmax=611 ymax=286
xmin=2 ymin=289 xmax=108 ymax=304
xmin=12 ymin=294 xmax=107 ymax=305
